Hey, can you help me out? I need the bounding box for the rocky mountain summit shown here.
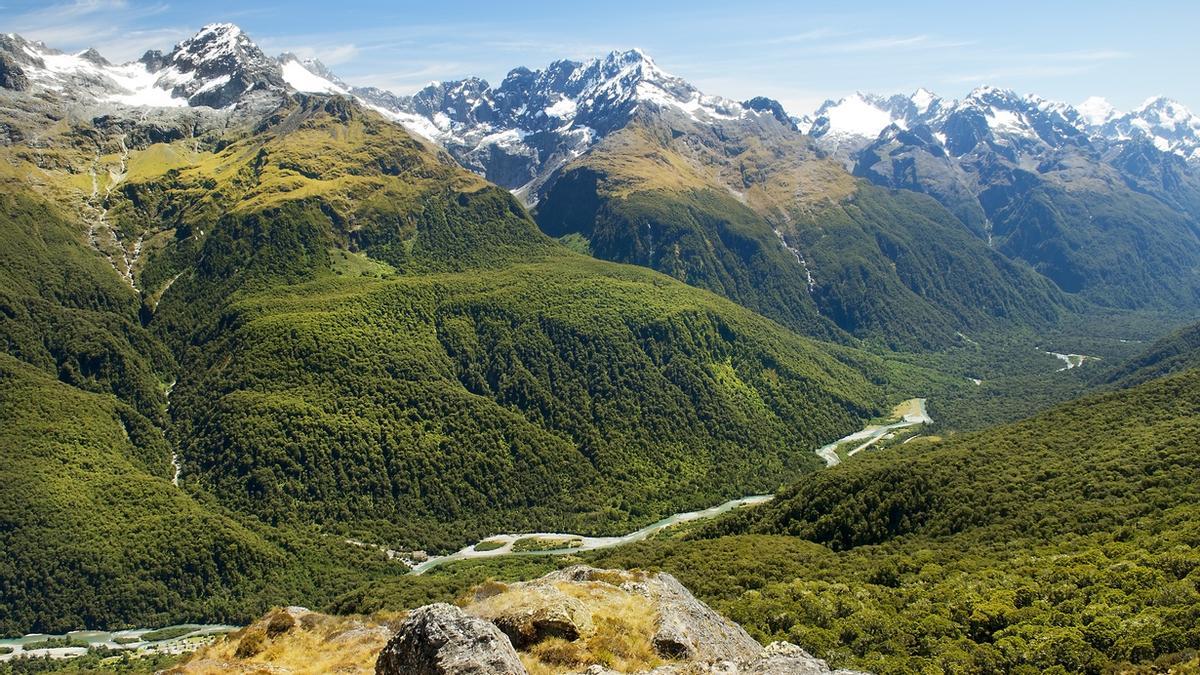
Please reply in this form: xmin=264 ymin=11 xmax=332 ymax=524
xmin=352 ymin=49 xmax=777 ymax=200
xmin=1 ymin=24 xmax=345 ymax=112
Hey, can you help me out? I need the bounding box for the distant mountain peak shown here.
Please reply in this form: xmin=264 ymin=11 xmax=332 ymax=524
xmin=149 ymin=23 xmax=286 ymax=108
xmin=351 ymin=47 xmax=757 ymax=198
xmin=77 ymin=47 xmax=110 ymax=67
xmin=911 ymin=87 xmax=938 ymax=114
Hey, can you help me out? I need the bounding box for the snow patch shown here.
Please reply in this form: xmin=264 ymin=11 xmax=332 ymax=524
xmin=16 ymin=40 xmax=186 ymax=107
xmin=911 ymin=88 xmax=936 ymax=114
xmin=477 ymin=128 xmax=529 ymax=149
xmin=820 ymin=94 xmax=899 ymax=139
xmin=281 ymin=59 xmax=347 ymax=94
xmin=544 ymin=96 xmax=577 ymax=119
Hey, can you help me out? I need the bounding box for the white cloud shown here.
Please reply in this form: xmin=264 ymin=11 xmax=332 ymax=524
xmin=757 ymin=28 xmax=849 ymax=46
xmin=6 ymin=0 xmax=177 ymax=62
xmin=822 ymin=35 xmax=975 ymax=54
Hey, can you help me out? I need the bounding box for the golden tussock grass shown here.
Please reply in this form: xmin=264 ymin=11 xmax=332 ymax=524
xmin=168 ymin=609 xmax=402 ymax=675
xmin=516 ymin=580 xmax=664 ymax=674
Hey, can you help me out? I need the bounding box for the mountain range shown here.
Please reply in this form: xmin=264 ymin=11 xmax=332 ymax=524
xmin=3 ymin=21 xmax=1200 ymax=673
xmin=3 ymin=23 xmax=1198 ymax=346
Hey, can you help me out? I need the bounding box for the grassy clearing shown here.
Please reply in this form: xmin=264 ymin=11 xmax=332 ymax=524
xmin=141 ymin=626 xmax=194 ymax=642
xmin=512 ymin=537 xmax=584 ymax=553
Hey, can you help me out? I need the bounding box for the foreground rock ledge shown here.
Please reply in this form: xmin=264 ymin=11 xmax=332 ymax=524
xmin=375 ymin=603 xmax=525 ymax=675
xmin=376 ymin=566 xmax=867 ymax=674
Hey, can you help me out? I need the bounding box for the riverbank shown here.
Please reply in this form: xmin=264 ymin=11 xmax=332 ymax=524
xmin=413 ymin=397 xmax=933 ymax=573
xmin=411 ymin=495 xmax=773 ymax=574
xmin=0 ymin=624 xmax=234 ymax=663
xmin=815 ymin=398 xmax=931 ymax=467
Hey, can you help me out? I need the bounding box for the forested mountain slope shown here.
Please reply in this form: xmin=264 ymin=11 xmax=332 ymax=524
xmin=1104 ymin=320 xmax=1200 ymax=387
xmin=591 ymin=367 xmax=1200 ymax=673
xmin=0 ymin=353 xmax=390 ymax=636
xmin=534 ymin=112 xmax=1068 ymax=349
xmin=0 ymin=88 xmax=936 ymax=634
xmin=123 ymin=97 xmax=916 ymax=550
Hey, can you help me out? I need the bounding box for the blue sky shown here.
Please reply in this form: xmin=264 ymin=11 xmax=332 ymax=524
xmin=3 ymin=0 xmax=1197 ymax=115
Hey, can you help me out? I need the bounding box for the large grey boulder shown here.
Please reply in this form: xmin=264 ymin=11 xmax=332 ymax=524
xmin=375 ymin=603 xmax=527 ymax=675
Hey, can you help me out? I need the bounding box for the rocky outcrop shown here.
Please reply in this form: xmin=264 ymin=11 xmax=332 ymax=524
xmin=469 ymin=583 xmax=594 ymax=647
xmin=375 ymin=603 xmax=527 ymax=675
xmin=544 ymin=566 xmax=761 ymax=662
xmin=376 ymin=566 xmax=871 ymax=674
xmin=741 ymin=641 xmax=868 ymax=675
xmin=0 ymin=53 xmax=29 ymax=91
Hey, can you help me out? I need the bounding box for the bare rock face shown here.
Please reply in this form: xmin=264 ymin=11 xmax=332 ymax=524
xmin=573 ymin=641 xmax=864 ymax=674
xmin=742 ymin=641 xmax=869 ymax=675
xmin=375 ymin=603 xmax=527 ymax=675
xmin=544 ymin=566 xmax=761 ymax=662
xmin=469 ymin=583 xmax=594 ymax=648
xmin=0 ymin=53 xmax=29 ymax=91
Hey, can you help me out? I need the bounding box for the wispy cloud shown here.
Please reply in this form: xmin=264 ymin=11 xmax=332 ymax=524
xmin=1031 ymin=49 xmax=1131 ymax=62
xmin=822 ymin=34 xmax=975 ymax=54
xmin=7 ymin=0 xmax=179 ymax=60
xmin=943 ymin=64 xmax=1097 ymax=84
xmin=942 ymin=48 xmax=1130 ymax=86
xmin=258 ymin=41 xmax=361 ymax=66
xmin=757 ymin=28 xmax=851 ymax=46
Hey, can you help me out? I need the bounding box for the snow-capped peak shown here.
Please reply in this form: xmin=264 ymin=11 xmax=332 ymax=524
xmin=174 ymin=23 xmax=247 ymax=65
xmin=911 ymin=87 xmax=937 ymax=114
xmin=143 ymin=23 xmax=287 ymax=108
xmin=1133 ymin=96 xmax=1196 ymax=127
xmin=0 ymin=32 xmax=186 ymax=107
xmin=1100 ymin=97 xmax=1200 ymax=157
xmin=964 ymin=85 xmax=1024 ymax=108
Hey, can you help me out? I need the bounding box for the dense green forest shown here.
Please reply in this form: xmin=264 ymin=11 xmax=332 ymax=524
xmin=787 ymin=185 xmax=1069 ymax=349
xmin=0 ymin=191 xmax=172 ymax=422
xmin=0 ymin=96 xmax=938 ymax=635
xmin=1104 ymin=320 xmax=1200 ymax=387
xmin=0 ymin=354 xmax=392 ymax=635
xmin=582 ymin=368 xmax=1200 ymax=673
xmin=535 ymin=167 xmax=843 ymax=342
xmin=986 ymin=179 xmax=1200 ymax=310
xmin=335 ymin=362 xmax=1200 ymax=672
